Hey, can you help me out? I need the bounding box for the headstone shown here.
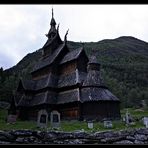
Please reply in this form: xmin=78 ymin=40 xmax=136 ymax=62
xmin=50 ymin=110 xmax=60 ymax=128
xmin=37 ymin=109 xmax=48 ymax=128
xmin=104 ymin=120 xmax=113 ymax=128
xmin=125 ymin=109 xmax=135 ymax=126
xmin=141 ymin=100 xmax=147 ymax=108
xmin=125 ymin=109 xmax=129 ymax=125
xmin=87 ymin=121 xmax=93 ymax=129
xmin=7 ymin=114 xmax=17 ymax=124
xmin=143 ymin=117 xmax=148 ymax=128
xmin=122 ymin=117 xmax=126 ymax=122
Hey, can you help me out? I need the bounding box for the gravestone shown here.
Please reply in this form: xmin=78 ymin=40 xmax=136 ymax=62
xmin=87 ymin=121 xmax=93 ymax=129
xmin=50 ymin=110 xmax=60 ymax=128
xmin=37 ymin=109 xmax=48 ymax=128
xmin=104 ymin=120 xmax=113 ymax=128
xmin=141 ymin=100 xmax=147 ymax=108
xmin=143 ymin=117 xmax=148 ymax=128
xmin=122 ymin=117 xmax=126 ymax=122
xmin=7 ymin=114 xmax=17 ymax=124
xmin=125 ymin=109 xmax=135 ymax=126
xmin=125 ymin=109 xmax=129 ymax=125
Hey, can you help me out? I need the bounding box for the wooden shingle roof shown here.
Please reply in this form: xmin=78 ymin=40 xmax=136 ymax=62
xmin=82 ymin=70 xmax=105 ymax=87
xmin=35 ymin=74 xmax=58 ymax=90
xmin=17 ymin=91 xmax=57 ymax=107
xmin=57 ymin=89 xmax=79 ymax=104
xmin=20 ymin=73 xmax=58 ymax=91
xmin=31 ymin=91 xmax=57 ymax=106
xmin=58 ymin=71 xmax=87 ymax=88
xmin=81 ymin=87 xmax=120 ymax=102
xmin=60 ymin=47 xmax=83 ymax=64
xmin=19 ymin=79 xmax=36 ymax=91
xmin=32 ymin=43 xmax=66 ymax=72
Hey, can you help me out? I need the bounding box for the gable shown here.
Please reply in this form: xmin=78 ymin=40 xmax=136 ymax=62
xmin=17 ymin=79 xmax=36 ymax=92
xmin=60 ymin=47 xmax=89 ymax=65
xmin=31 ymin=43 xmax=69 ymax=73
xmin=43 ymin=32 xmax=63 ymax=57
xmin=17 ymin=80 xmax=25 ymax=92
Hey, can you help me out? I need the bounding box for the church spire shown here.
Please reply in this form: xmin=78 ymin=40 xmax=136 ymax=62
xmin=43 ymin=8 xmax=62 ymax=52
xmin=50 ymin=8 xmax=56 ymax=27
xmin=46 ymin=8 xmax=57 ymax=38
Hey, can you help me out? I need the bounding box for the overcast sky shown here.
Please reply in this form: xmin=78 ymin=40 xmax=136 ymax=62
xmin=1 ymin=4 xmax=148 ymax=70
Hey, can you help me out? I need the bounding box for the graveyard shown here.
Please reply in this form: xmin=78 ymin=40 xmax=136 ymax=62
xmin=0 ymin=107 xmax=148 ymax=132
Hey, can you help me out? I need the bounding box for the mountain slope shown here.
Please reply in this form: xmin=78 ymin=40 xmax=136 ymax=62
xmin=1 ymin=36 xmax=148 ymax=108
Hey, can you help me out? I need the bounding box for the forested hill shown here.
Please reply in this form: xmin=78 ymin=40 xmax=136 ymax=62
xmin=0 ymin=36 xmax=148 ymax=108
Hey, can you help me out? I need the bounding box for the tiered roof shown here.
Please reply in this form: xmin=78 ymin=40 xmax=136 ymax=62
xmin=15 ymin=9 xmax=120 ymax=107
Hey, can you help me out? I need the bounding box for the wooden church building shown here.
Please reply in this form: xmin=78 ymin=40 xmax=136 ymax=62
xmin=12 ymin=9 xmax=121 ymax=121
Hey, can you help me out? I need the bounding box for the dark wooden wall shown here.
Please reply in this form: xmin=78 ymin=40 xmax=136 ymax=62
xmin=28 ymin=109 xmax=39 ymax=121
xmin=57 ymin=102 xmax=80 ymax=120
xmin=81 ymin=101 xmax=121 ymax=121
xmin=60 ymin=107 xmax=79 ymax=120
xmin=32 ymin=66 xmax=51 ymax=80
xmin=59 ymin=61 xmax=76 ymax=76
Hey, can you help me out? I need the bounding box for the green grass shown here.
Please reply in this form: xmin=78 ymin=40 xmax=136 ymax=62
xmin=0 ymin=108 xmax=148 ymax=132
xmin=0 ymin=120 xmax=37 ymax=130
xmin=0 ymin=109 xmax=7 ymax=121
xmin=120 ymin=107 xmax=148 ymax=119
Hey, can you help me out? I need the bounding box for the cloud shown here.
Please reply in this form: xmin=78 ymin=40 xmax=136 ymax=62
xmin=0 ymin=51 xmax=18 ymax=69
xmin=0 ymin=5 xmax=148 ymax=70
xmin=0 ymin=5 xmax=49 ymax=69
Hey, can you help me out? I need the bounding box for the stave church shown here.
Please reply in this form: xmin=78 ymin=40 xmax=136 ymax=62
xmin=11 ymin=9 xmax=121 ymax=121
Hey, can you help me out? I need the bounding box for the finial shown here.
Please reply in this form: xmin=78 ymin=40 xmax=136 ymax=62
xmin=52 ymin=7 xmax=54 ymax=18
xmin=64 ymin=29 xmax=69 ymax=42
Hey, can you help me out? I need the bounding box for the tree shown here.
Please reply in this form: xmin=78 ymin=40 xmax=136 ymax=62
xmin=127 ymin=88 xmax=140 ymax=108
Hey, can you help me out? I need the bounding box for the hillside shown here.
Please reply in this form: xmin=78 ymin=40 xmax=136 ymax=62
xmin=0 ymin=36 xmax=148 ymax=108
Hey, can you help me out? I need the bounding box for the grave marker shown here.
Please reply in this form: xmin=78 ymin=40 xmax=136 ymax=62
xmin=87 ymin=121 xmax=93 ymax=129
xmin=104 ymin=120 xmax=113 ymax=128
xmin=141 ymin=100 xmax=147 ymax=108
xmin=143 ymin=117 xmax=148 ymax=128
xmin=37 ymin=109 xmax=48 ymax=128
xmin=50 ymin=110 xmax=60 ymax=128
xmin=7 ymin=114 xmax=17 ymax=124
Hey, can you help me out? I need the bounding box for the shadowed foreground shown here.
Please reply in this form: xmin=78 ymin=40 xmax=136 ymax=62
xmin=0 ymin=128 xmax=148 ymax=144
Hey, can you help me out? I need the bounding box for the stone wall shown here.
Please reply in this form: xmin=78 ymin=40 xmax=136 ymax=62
xmin=0 ymin=128 xmax=148 ymax=144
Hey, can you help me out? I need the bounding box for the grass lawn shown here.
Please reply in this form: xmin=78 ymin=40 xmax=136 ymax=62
xmin=0 ymin=108 xmax=148 ymax=132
